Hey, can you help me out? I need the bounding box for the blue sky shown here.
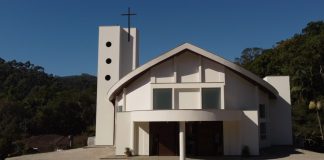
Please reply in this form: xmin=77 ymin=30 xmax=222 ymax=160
xmin=0 ymin=0 xmax=323 ymax=76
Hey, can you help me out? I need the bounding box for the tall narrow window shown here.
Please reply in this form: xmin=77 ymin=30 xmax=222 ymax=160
xmin=153 ymin=88 xmax=172 ymax=110
xmin=259 ymin=104 xmax=266 ymax=119
xmin=260 ymin=122 xmax=266 ymax=140
xmin=202 ymin=88 xmax=221 ymax=109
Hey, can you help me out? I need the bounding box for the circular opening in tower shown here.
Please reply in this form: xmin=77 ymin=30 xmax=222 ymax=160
xmin=106 ymin=58 xmax=112 ymax=64
xmin=105 ymin=75 xmax=111 ymax=81
xmin=106 ymin=42 xmax=112 ymax=47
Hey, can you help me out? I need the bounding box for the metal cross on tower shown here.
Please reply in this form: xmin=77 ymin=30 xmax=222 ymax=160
xmin=121 ymin=7 xmax=136 ymax=42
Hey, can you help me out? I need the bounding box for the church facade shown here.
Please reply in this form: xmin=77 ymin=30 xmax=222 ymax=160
xmin=95 ymin=26 xmax=292 ymax=159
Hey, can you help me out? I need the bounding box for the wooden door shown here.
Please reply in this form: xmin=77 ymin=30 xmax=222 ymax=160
xmin=186 ymin=121 xmax=223 ymax=156
xmin=150 ymin=122 xmax=179 ymax=156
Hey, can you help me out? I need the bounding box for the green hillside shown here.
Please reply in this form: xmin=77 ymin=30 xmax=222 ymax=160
xmin=0 ymin=59 xmax=96 ymax=158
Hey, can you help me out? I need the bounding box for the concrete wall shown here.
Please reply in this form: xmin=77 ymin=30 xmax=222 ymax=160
xmin=114 ymin=50 xmax=280 ymax=113
xmin=264 ymin=76 xmax=292 ymax=145
xmin=203 ymin=58 xmax=225 ymax=82
xmin=116 ymin=120 xmax=150 ymax=155
xmin=176 ymin=51 xmax=200 ymax=82
xmin=112 ymin=50 xmax=289 ymax=155
xmin=223 ymin=121 xmax=240 ymax=155
xmin=125 ymin=72 xmax=151 ymax=111
xmin=241 ymin=111 xmax=259 ymax=155
xmin=136 ymin=122 xmax=150 ymax=155
xmin=151 ymin=59 xmax=174 ymax=83
xmin=225 ymin=68 xmax=258 ymax=110
xmin=224 ymin=111 xmax=260 ymax=156
xmin=174 ymin=88 xmax=200 ymax=109
xmin=96 ymin=26 xmax=121 ymax=145
xmin=115 ymin=51 xmax=269 ymax=118
xmin=118 ymin=110 xmax=243 ymax=122
xmin=120 ymin=51 xmax=227 ymax=111
xmin=115 ymin=113 xmax=132 ymax=155
xmin=96 ymin=26 xmax=138 ymax=145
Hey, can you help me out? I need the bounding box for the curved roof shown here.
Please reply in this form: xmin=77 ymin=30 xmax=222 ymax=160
xmin=108 ymin=43 xmax=278 ymax=100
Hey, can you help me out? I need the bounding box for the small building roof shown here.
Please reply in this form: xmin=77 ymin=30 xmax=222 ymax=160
xmin=107 ymin=43 xmax=278 ymax=101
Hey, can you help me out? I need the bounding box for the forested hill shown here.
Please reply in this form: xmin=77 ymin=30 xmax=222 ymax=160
xmin=0 ymin=59 xmax=97 ymax=156
xmin=235 ymin=21 xmax=324 ymax=143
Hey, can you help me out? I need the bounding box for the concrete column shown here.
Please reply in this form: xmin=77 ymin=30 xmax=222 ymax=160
xmin=179 ymin=122 xmax=186 ymax=160
xmin=130 ymin=121 xmax=134 ymax=153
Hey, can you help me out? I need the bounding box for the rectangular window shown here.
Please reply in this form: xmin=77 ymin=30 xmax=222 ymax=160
xmin=153 ymin=88 xmax=172 ymax=110
xmin=259 ymin=104 xmax=266 ymax=119
xmin=202 ymin=88 xmax=221 ymax=109
xmin=260 ymin=122 xmax=266 ymax=140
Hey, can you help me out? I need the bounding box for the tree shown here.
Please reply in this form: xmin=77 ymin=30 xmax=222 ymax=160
xmin=0 ymin=58 xmax=97 ymax=157
xmin=235 ymin=47 xmax=263 ymax=66
xmin=235 ymin=21 xmax=324 ymax=144
xmin=309 ymin=100 xmax=323 ymax=141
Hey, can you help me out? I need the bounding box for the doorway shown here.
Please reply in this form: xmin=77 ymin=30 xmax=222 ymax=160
xmin=186 ymin=121 xmax=223 ymax=156
xmin=149 ymin=122 xmax=179 ymax=156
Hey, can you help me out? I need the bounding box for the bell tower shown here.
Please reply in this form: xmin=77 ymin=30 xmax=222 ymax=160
xmin=95 ymin=26 xmax=139 ymax=145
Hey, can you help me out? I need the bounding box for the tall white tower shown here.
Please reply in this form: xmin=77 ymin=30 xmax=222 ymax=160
xmin=95 ymin=26 xmax=139 ymax=145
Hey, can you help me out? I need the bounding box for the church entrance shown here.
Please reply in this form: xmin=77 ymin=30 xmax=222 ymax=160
xmin=149 ymin=122 xmax=179 ymax=156
xmin=186 ymin=121 xmax=223 ymax=156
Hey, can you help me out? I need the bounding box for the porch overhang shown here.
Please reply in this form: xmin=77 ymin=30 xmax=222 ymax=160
xmin=117 ymin=109 xmax=245 ymax=122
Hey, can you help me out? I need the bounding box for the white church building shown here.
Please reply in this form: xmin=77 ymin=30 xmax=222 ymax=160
xmin=95 ymin=26 xmax=292 ymax=159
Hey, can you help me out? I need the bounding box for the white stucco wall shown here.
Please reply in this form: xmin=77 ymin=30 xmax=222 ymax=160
xmin=225 ymin=68 xmax=257 ymax=110
xmin=121 ymin=52 xmax=228 ymax=112
xmin=151 ymin=59 xmax=174 ymax=83
xmin=120 ymin=28 xmax=139 ymax=78
xmin=223 ymin=111 xmax=260 ymax=156
xmin=136 ymin=122 xmax=150 ymax=155
xmin=241 ymin=111 xmax=259 ymax=155
xmin=176 ymin=51 xmax=200 ymax=82
xmin=96 ymin=26 xmax=138 ymax=145
xmin=125 ymin=72 xmax=151 ymax=111
xmin=223 ymin=121 xmax=240 ymax=155
xmin=96 ymin=26 xmax=121 ymax=145
xmin=264 ymin=76 xmax=292 ymax=146
xmin=203 ymin=58 xmax=225 ymax=82
xmin=118 ymin=110 xmax=243 ymax=122
xmin=174 ymin=88 xmax=200 ymax=109
xmin=110 ymin=48 xmax=287 ymax=156
xmin=115 ymin=113 xmax=132 ymax=155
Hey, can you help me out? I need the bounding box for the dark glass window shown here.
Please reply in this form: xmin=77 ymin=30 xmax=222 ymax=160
xmin=106 ymin=41 xmax=112 ymax=47
xmin=153 ymin=88 xmax=172 ymax=110
xmin=202 ymin=88 xmax=221 ymax=109
xmin=260 ymin=122 xmax=266 ymax=140
xmin=259 ymin=104 xmax=266 ymax=118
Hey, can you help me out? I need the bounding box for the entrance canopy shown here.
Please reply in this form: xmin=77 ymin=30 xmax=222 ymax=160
xmin=118 ymin=109 xmax=243 ymax=122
